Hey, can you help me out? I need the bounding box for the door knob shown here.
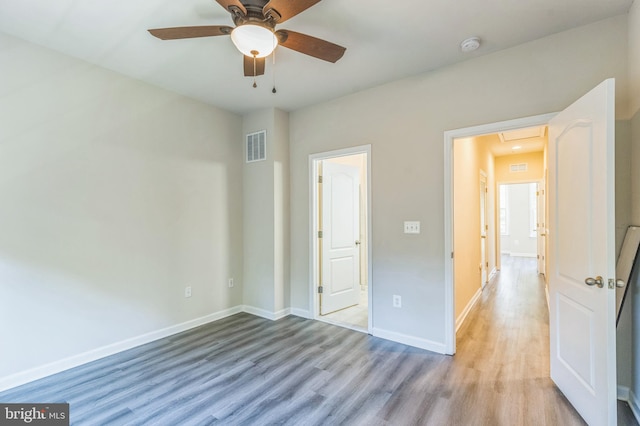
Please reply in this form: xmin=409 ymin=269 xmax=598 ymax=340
xmin=616 ymin=279 xmax=625 ymax=288
xmin=355 ymin=240 xmax=361 ymax=245
xmin=584 ymin=276 xmax=604 ymax=288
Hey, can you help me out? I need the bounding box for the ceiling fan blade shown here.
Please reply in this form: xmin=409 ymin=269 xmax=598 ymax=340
xmin=148 ymin=26 xmax=232 ymax=40
xmin=276 ymin=30 xmax=345 ymax=63
xmin=215 ymin=0 xmax=247 ymax=15
xmin=243 ymin=55 xmax=266 ymax=77
xmin=263 ymin=0 xmax=321 ymax=23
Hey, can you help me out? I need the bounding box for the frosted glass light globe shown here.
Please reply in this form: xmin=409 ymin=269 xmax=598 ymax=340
xmin=231 ymin=24 xmax=278 ymax=58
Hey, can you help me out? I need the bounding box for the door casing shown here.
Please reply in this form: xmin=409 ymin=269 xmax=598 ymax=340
xmin=309 ymin=145 xmax=372 ymax=332
xmin=444 ymin=113 xmax=556 ymax=355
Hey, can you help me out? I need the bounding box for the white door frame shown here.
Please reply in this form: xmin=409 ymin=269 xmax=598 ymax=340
xmin=480 ymin=170 xmax=488 ymax=288
xmin=443 ymin=113 xmax=556 ymax=355
xmin=309 ymin=144 xmax=372 ymax=332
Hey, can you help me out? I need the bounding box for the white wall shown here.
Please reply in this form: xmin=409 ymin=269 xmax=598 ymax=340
xmin=289 ymin=16 xmax=628 ymax=351
xmin=0 ymin=33 xmax=244 ymax=389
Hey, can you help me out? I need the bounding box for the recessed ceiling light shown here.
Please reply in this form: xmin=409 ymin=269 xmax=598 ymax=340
xmin=460 ymin=37 xmax=480 ymax=53
xmin=512 ymin=145 xmax=522 ymax=150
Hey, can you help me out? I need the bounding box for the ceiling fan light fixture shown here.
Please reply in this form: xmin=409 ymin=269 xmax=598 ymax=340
xmin=231 ymin=24 xmax=278 ymax=58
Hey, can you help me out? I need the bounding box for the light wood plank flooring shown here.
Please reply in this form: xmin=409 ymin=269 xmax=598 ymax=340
xmin=0 ymin=256 xmax=635 ymax=425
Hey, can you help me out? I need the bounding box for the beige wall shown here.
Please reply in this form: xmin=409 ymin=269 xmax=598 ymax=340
xmin=242 ymin=108 xmax=290 ymax=316
xmin=494 ymin=152 xmax=544 ymax=183
xmin=0 ymin=33 xmax=243 ymax=386
xmin=289 ymin=15 xmax=628 ymax=349
xmin=630 ymin=0 xmax=640 ymax=116
xmin=627 ymin=0 xmax=640 ymax=406
xmin=453 ymin=136 xmax=496 ymax=323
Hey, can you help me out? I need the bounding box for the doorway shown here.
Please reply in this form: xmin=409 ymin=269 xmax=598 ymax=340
xmin=309 ymin=145 xmax=372 ymax=333
xmin=444 ymin=113 xmax=555 ymax=354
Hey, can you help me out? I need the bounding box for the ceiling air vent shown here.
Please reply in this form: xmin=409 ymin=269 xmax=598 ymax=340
xmin=246 ymin=130 xmax=266 ymax=163
xmin=510 ymin=163 xmax=528 ymax=172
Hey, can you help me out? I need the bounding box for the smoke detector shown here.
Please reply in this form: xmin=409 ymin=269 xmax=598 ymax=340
xmin=460 ymin=37 xmax=481 ymax=52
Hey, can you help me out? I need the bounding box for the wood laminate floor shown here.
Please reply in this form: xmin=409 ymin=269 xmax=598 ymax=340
xmin=0 ymin=256 xmax=636 ymax=425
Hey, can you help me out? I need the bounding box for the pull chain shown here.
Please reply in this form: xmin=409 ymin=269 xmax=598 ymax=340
xmin=272 ymin=48 xmax=277 ymax=94
xmin=251 ymin=50 xmax=258 ymax=88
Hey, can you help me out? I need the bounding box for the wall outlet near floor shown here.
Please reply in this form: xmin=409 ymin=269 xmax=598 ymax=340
xmin=393 ymin=295 xmax=402 ymax=308
xmin=228 ymin=278 xmax=234 ymax=288
xmin=184 ymin=286 xmax=192 ymax=298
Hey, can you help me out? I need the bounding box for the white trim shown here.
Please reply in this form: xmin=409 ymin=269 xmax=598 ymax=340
xmin=444 ymin=112 xmax=557 ymax=355
xmin=488 ymin=267 xmax=498 ymax=281
xmin=618 ymin=385 xmax=630 ymax=401
xmin=309 ymin=145 xmax=373 ymax=333
xmin=456 ymin=288 xmax=482 ymax=332
xmin=0 ymin=306 xmax=243 ymax=393
xmin=629 ymin=389 xmax=640 ymax=423
xmin=242 ymin=305 xmax=291 ymax=321
xmin=509 ymin=252 xmax=537 ymax=258
xmin=289 ymin=308 xmax=312 ymax=319
xmin=372 ymin=327 xmax=446 ymax=354
xmin=545 ymin=285 xmax=550 ymax=311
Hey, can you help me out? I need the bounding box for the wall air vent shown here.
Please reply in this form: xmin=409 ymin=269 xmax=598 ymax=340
xmin=246 ymin=130 xmax=266 ymax=163
xmin=510 ymin=163 xmax=528 ymax=172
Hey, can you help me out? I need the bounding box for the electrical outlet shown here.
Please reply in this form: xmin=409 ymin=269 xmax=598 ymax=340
xmin=393 ymin=295 xmax=402 ymax=308
xmin=184 ymin=286 xmax=192 ymax=298
xmin=228 ymin=278 xmax=234 ymax=288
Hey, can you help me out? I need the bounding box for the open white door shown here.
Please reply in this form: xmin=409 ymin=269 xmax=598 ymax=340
xmin=548 ymin=79 xmax=616 ymax=425
xmin=320 ymin=161 xmax=360 ymax=315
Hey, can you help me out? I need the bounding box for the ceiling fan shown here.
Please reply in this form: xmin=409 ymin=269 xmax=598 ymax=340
xmin=148 ymin=0 xmax=346 ymax=81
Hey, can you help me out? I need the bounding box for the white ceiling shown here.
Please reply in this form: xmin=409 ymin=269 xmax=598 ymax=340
xmin=0 ymin=0 xmax=633 ymax=115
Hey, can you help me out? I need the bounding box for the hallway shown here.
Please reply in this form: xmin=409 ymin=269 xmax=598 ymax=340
xmin=457 ymin=255 xmax=636 ymax=425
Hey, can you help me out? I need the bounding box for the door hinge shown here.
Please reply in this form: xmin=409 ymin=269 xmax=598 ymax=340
xmin=318 ymin=175 xmax=323 ymax=184
xmin=451 ymin=252 xmax=454 ymax=259
xmin=486 ymin=262 xmax=488 ymax=268
xmin=318 ymin=286 xmax=323 ymax=294
xmin=318 ymin=230 xmax=323 ymax=238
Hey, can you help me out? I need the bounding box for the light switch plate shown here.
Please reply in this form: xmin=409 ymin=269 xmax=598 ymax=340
xmin=404 ymin=221 xmax=420 ymax=234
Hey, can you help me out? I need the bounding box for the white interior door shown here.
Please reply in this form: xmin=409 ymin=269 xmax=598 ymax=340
xmin=537 ymin=181 xmax=546 ymax=276
xmin=548 ymin=79 xmax=616 ymax=425
xmin=480 ymin=174 xmax=488 ymax=287
xmin=320 ymin=161 xmax=360 ymax=315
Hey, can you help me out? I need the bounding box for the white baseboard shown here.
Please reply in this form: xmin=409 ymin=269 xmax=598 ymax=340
xmin=242 ymin=305 xmax=291 ymax=321
xmin=618 ymin=385 xmax=630 ymax=401
xmin=488 ymin=267 xmax=498 ymax=281
xmin=545 ymin=285 xmax=550 ymax=311
xmin=509 ymin=252 xmax=537 ymax=258
xmin=371 ymin=327 xmax=446 ymax=354
xmin=629 ymin=389 xmax=640 ymax=424
xmin=290 ymin=308 xmax=312 ymax=319
xmin=456 ymin=288 xmax=482 ymax=332
xmin=0 ymin=306 xmax=243 ymax=393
